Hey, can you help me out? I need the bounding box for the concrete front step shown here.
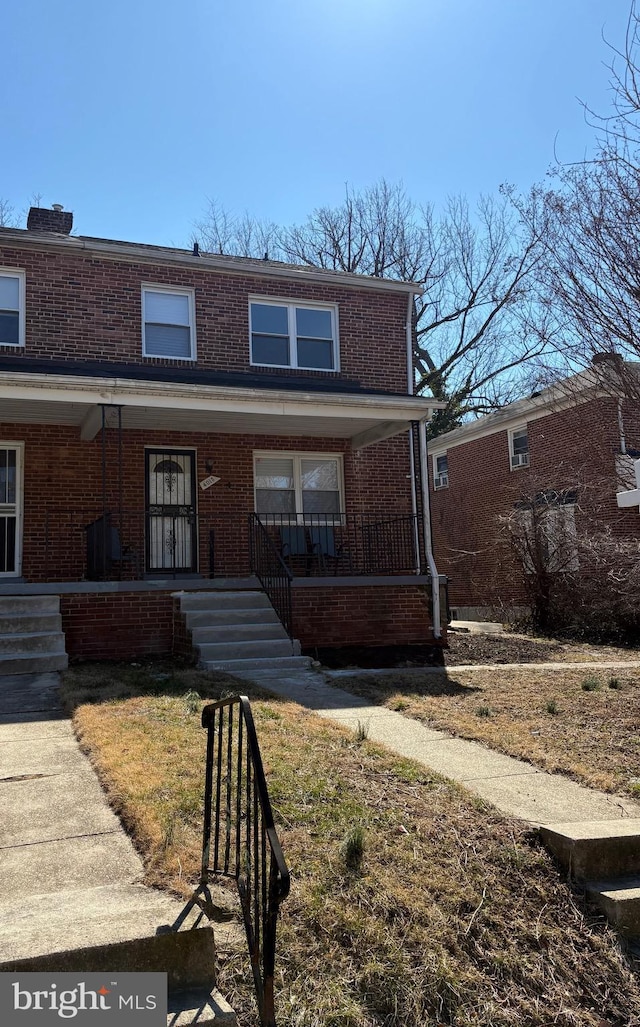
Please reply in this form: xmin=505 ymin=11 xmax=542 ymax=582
xmin=168 ymin=988 xmax=237 ymax=1025
xmin=178 ymin=591 xmax=272 ymax=612
xmin=191 ymin=623 xmax=288 ymax=645
xmin=0 ymin=650 xmax=68 ymax=674
xmin=185 ymin=607 xmax=281 ymax=629
xmin=0 ymin=595 xmax=61 ymax=615
xmin=539 ymin=820 xmax=640 ymax=880
xmin=0 ymin=883 xmax=217 ymax=993
xmin=202 ymin=655 xmax=313 ymax=673
xmin=586 ymin=876 xmax=640 ymax=938
xmin=0 ymin=613 xmax=62 ymax=633
xmin=198 ymin=638 xmax=297 ymax=662
xmin=0 ymin=630 xmax=67 ymax=654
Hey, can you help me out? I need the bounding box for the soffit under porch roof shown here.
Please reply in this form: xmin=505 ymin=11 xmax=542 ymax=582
xmin=0 ymin=370 xmax=443 ymax=450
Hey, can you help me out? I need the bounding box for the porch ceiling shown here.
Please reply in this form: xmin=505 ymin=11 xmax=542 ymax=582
xmin=0 ymin=371 xmax=443 ymax=450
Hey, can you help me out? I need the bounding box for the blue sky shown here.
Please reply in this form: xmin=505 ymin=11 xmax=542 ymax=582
xmin=2 ymin=0 xmax=631 ymax=247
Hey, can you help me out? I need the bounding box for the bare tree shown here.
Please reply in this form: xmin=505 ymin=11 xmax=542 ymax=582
xmin=0 ymin=199 xmax=18 ymax=228
xmin=194 ymin=181 xmax=553 ymax=435
xmin=523 ymin=2 xmax=640 ymax=398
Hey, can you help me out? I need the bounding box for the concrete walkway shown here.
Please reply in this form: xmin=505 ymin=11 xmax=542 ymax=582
xmin=239 ymin=665 xmax=640 ymax=826
xmin=0 ymin=672 xmax=235 ymax=1024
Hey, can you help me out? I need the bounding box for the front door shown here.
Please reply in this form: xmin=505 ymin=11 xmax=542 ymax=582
xmin=0 ymin=444 xmax=22 ymax=577
xmin=145 ymin=449 xmax=197 ymax=574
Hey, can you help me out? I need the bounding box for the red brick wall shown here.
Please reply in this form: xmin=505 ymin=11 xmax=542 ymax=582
xmin=430 ymin=396 xmax=640 ymax=609
xmin=61 ymin=592 xmax=175 ymax=660
xmin=292 ymin=584 xmax=433 ymax=647
xmin=0 ymin=241 xmax=410 ymax=392
xmin=59 ymin=585 xmax=435 ymax=660
xmin=5 ymin=422 xmax=414 ymax=582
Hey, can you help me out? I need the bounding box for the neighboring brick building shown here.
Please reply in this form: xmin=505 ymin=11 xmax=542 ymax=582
xmin=0 ymin=205 xmax=446 ymax=661
xmin=429 ymin=361 xmax=640 ymax=620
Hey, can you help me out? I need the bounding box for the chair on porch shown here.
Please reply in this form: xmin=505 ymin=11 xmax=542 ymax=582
xmin=309 ymin=524 xmax=350 ymax=575
xmin=84 ymin=513 xmax=139 ymax=580
xmin=280 ymin=525 xmax=310 ymax=574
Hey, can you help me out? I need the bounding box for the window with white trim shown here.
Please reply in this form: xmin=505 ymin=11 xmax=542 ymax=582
xmin=515 ymin=492 xmax=578 ymax=573
xmin=509 ymin=426 xmax=529 ymax=469
xmin=0 ymin=269 xmax=25 ymax=347
xmin=433 ymin=453 xmax=449 ymax=489
xmin=142 ymin=286 xmax=195 ymax=359
xmin=254 ymin=454 xmax=343 ymax=517
xmin=250 ymin=300 xmax=338 ymax=370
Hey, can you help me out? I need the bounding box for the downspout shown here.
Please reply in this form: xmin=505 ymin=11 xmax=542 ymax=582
xmin=419 ymin=416 xmax=442 ymax=639
xmin=618 ymin=398 xmax=627 ymax=455
xmin=407 ymin=292 xmax=421 ymax=575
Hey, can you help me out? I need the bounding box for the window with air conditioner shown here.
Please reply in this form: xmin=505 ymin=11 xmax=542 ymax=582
xmin=142 ymin=286 xmax=196 ymax=360
xmin=509 ymin=427 xmax=529 ymax=470
xmin=433 ymin=453 xmax=449 ymax=489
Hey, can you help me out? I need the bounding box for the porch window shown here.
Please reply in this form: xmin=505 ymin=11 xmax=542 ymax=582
xmin=0 ymin=269 xmax=25 ymax=347
xmin=142 ymin=286 xmax=195 ymax=360
xmin=250 ymin=300 xmax=338 ymax=370
xmin=254 ymin=454 xmax=343 ymax=517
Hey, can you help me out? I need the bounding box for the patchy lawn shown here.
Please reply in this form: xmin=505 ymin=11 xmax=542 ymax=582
xmin=445 ymin=631 xmax=640 ymax=667
xmin=61 ymin=662 xmax=640 ymax=1027
xmin=333 ymin=664 xmax=640 ymax=798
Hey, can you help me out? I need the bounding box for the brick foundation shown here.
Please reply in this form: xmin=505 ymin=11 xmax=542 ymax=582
xmin=292 ymin=583 xmax=435 ymax=648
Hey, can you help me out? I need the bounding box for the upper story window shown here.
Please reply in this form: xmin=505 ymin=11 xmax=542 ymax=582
xmin=142 ymin=286 xmax=196 ymax=360
xmin=509 ymin=426 xmax=529 ymax=470
xmin=254 ymin=453 xmax=343 ymax=516
xmin=433 ymin=453 xmax=449 ymax=489
xmin=0 ymin=269 xmax=25 ymax=348
xmin=250 ymin=299 xmax=338 ymax=371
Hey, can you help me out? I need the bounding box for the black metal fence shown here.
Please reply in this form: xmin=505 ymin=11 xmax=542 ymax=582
xmin=254 ymin=511 xmax=421 ymax=576
xmin=38 ymin=507 xmax=422 ymax=582
xmin=200 ymin=696 xmax=290 ymax=1027
xmin=248 ymin=515 xmax=293 ymax=638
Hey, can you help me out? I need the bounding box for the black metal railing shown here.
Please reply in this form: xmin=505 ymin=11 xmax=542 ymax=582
xmin=37 ymin=507 xmax=423 ymax=583
xmin=200 ymin=696 xmax=290 ymax=1027
xmin=248 ymin=514 xmax=294 ymax=638
xmin=254 ymin=511 xmax=421 ymax=576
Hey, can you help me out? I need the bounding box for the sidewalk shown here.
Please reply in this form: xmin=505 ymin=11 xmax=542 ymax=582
xmin=238 ymin=665 xmax=640 ymax=826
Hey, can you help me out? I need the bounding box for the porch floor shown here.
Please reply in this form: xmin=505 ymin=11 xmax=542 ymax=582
xmin=0 ymin=574 xmax=433 ymax=596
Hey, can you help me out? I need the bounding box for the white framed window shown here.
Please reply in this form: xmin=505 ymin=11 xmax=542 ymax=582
xmin=433 ymin=453 xmax=449 ymax=489
xmin=515 ymin=495 xmax=578 ymax=574
xmin=249 ymin=299 xmax=339 ymax=371
xmin=254 ymin=453 xmax=344 ymax=518
xmin=142 ymin=286 xmax=196 ymax=360
xmin=509 ymin=426 xmax=530 ymax=470
xmin=0 ymin=269 xmax=25 ymax=348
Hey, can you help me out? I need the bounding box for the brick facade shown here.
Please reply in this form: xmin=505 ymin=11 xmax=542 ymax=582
xmin=430 ymin=393 xmax=640 ymax=613
xmin=0 ymin=240 xmax=409 ymax=392
xmin=0 ymin=218 xmax=439 ymax=656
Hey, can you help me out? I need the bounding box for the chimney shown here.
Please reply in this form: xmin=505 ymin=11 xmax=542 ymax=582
xmin=592 ymin=351 xmax=624 ymax=369
xmin=27 ymin=204 xmax=73 ymax=235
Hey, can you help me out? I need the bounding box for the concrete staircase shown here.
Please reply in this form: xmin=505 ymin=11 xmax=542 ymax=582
xmin=177 ymin=590 xmax=312 ymax=673
xmin=540 ymin=820 xmax=640 ymax=955
xmin=0 ymin=595 xmax=68 ymax=674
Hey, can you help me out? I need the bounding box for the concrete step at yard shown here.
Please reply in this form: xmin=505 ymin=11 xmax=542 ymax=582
xmin=168 ymin=988 xmax=236 ymax=1025
xmin=191 ymin=622 xmax=288 ymax=645
xmin=586 ymin=876 xmax=640 ymax=939
xmin=185 ymin=607 xmax=281 ymax=629
xmin=201 ymin=655 xmax=313 ymax=673
xmin=197 ymin=638 xmax=297 ymax=663
xmin=0 ymin=595 xmax=61 ymax=616
xmin=178 ymin=591 xmax=272 ymax=613
xmin=0 ymin=650 xmax=68 ymax=674
xmin=0 ymin=883 xmax=218 ymax=993
xmin=0 ymin=612 xmax=62 ymax=633
xmin=0 ymin=630 xmax=67 ymax=654
xmin=539 ymin=820 xmax=640 ymax=880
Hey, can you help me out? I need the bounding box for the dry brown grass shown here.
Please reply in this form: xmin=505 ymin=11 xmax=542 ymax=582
xmin=61 ymin=662 xmax=640 ymax=1027
xmin=335 ymin=665 xmax=640 ymax=797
